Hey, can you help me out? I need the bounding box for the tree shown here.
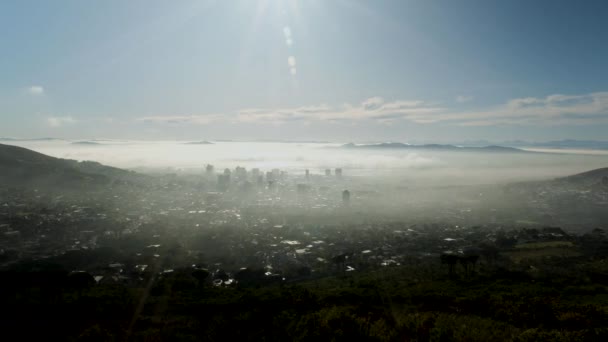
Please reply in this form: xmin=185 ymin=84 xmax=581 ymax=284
xmin=459 ymin=255 xmax=479 ymax=276
xmin=440 ymin=254 xmax=459 ymax=276
xmin=66 ymin=271 xmax=95 ymax=291
xmin=192 ymin=268 xmax=210 ymax=285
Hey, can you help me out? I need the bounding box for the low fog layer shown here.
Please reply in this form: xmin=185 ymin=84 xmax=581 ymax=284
xmin=5 ymin=140 xmax=608 ymax=186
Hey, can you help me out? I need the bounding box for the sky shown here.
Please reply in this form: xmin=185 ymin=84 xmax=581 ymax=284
xmin=1 ymin=0 xmax=608 ymax=142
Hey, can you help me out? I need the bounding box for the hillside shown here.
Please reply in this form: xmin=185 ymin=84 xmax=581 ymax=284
xmin=0 ymin=143 xmax=142 ymax=189
xmin=557 ymin=167 xmax=608 ymax=186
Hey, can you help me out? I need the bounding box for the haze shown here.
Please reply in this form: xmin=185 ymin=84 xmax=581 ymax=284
xmin=2 ymin=1 xmax=608 ymax=340
xmin=3 ymin=139 xmax=608 ymax=186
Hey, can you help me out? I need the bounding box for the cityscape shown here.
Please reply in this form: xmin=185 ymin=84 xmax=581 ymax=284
xmin=2 ymin=0 xmax=608 ymax=340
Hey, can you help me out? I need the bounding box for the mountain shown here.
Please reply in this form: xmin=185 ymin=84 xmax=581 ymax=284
xmin=557 ymin=167 xmax=608 ymax=186
xmin=341 ymin=142 xmax=528 ymax=153
xmin=0 ymin=143 xmax=142 ymax=189
xmin=71 ymin=141 xmax=102 ymax=145
xmin=0 ymin=137 xmax=63 ymax=142
xmin=183 ymin=141 xmax=213 ymax=145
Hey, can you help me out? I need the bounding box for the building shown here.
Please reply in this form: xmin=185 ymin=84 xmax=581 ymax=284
xmin=342 ymin=190 xmax=351 ymax=204
xmin=335 ymin=168 xmax=343 ymax=177
xmin=217 ymin=174 xmax=230 ymax=191
xmin=272 ymin=168 xmax=280 ymax=179
xmin=297 ymin=184 xmax=310 ymax=195
xmin=235 ymin=166 xmax=247 ymax=180
xmin=251 ymin=168 xmax=260 ymax=181
xmin=266 ymin=171 xmax=274 ymax=182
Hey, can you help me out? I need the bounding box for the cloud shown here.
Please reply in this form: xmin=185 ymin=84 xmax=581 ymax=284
xmin=137 ymin=114 xmax=223 ymax=125
xmin=362 ymin=97 xmax=385 ymax=111
xmin=235 ymin=98 xmax=444 ymax=124
xmin=135 ymin=91 xmax=608 ymax=128
xmin=136 ymin=99 xmax=442 ymax=126
xmin=28 ymin=86 xmax=44 ymax=95
xmin=445 ymin=91 xmax=608 ymax=126
xmin=47 ymin=116 xmax=76 ymax=128
xmin=456 ymin=95 xmax=473 ymax=103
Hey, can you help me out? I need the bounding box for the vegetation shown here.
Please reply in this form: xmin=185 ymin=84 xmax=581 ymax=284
xmin=2 ymin=250 xmax=608 ymax=341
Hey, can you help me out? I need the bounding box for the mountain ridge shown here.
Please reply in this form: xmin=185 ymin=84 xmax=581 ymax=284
xmin=341 ymin=142 xmax=529 ymax=153
xmin=0 ymin=143 xmax=143 ymax=189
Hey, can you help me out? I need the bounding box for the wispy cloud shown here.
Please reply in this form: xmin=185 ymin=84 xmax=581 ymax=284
xmin=47 ymin=116 xmax=76 ymax=128
xmin=446 ymin=92 xmax=608 ymax=126
xmin=456 ymin=95 xmax=473 ymax=103
xmin=136 ymin=98 xmax=443 ymax=126
xmin=137 ymin=114 xmax=224 ymax=125
xmin=27 ymin=85 xmax=44 ymax=95
xmin=235 ymin=97 xmax=444 ymax=124
xmin=135 ymin=91 xmax=608 ymax=128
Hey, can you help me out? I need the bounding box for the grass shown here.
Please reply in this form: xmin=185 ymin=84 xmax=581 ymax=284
xmin=505 ymin=242 xmax=581 ymax=263
xmin=515 ymin=241 xmax=574 ymax=249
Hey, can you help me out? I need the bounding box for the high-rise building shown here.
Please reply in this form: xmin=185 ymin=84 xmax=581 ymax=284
xmin=223 ymin=168 xmax=231 ymax=182
xmin=235 ymin=166 xmax=247 ymax=180
xmin=305 ymin=169 xmax=310 ymax=179
xmin=251 ymin=168 xmax=260 ymax=181
xmin=342 ymin=190 xmax=351 ymax=204
xmin=217 ymin=174 xmax=230 ymax=192
xmin=205 ymin=164 xmax=214 ymax=173
xmin=272 ymin=168 xmax=280 ymax=180
xmin=266 ymin=171 xmax=274 ymax=182
xmin=335 ymin=168 xmax=343 ymax=177
xmin=325 ymin=169 xmax=331 ymax=176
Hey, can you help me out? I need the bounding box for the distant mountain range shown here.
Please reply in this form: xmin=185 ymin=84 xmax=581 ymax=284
xmin=0 ymin=137 xmax=63 ymax=141
xmin=0 ymin=143 xmax=143 ymax=189
xmin=341 ymin=142 xmax=528 ymax=153
xmin=452 ymin=139 xmax=608 ymax=150
xmin=71 ymin=141 xmax=102 ymax=145
xmin=2 ymin=137 xmax=608 ymax=149
xmin=183 ymin=141 xmax=213 ymax=145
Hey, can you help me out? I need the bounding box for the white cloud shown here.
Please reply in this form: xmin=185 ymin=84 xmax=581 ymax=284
xmin=136 ymin=99 xmax=442 ymax=126
xmin=137 ymin=114 xmax=223 ymax=125
xmin=456 ymin=95 xmax=473 ymax=103
xmin=445 ymin=92 xmax=608 ymax=126
xmin=135 ymin=91 xmax=608 ymax=128
xmin=235 ymin=98 xmax=444 ymax=124
xmin=361 ymin=97 xmax=385 ymax=111
xmin=47 ymin=116 xmax=76 ymax=128
xmin=28 ymin=86 xmax=44 ymax=95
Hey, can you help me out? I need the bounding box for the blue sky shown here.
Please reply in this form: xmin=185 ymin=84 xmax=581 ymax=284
xmin=1 ymin=0 xmax=608 ymax=142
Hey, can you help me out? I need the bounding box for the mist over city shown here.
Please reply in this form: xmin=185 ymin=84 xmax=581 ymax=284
xmin=2 ymin=1 xmax=608 ymax=341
